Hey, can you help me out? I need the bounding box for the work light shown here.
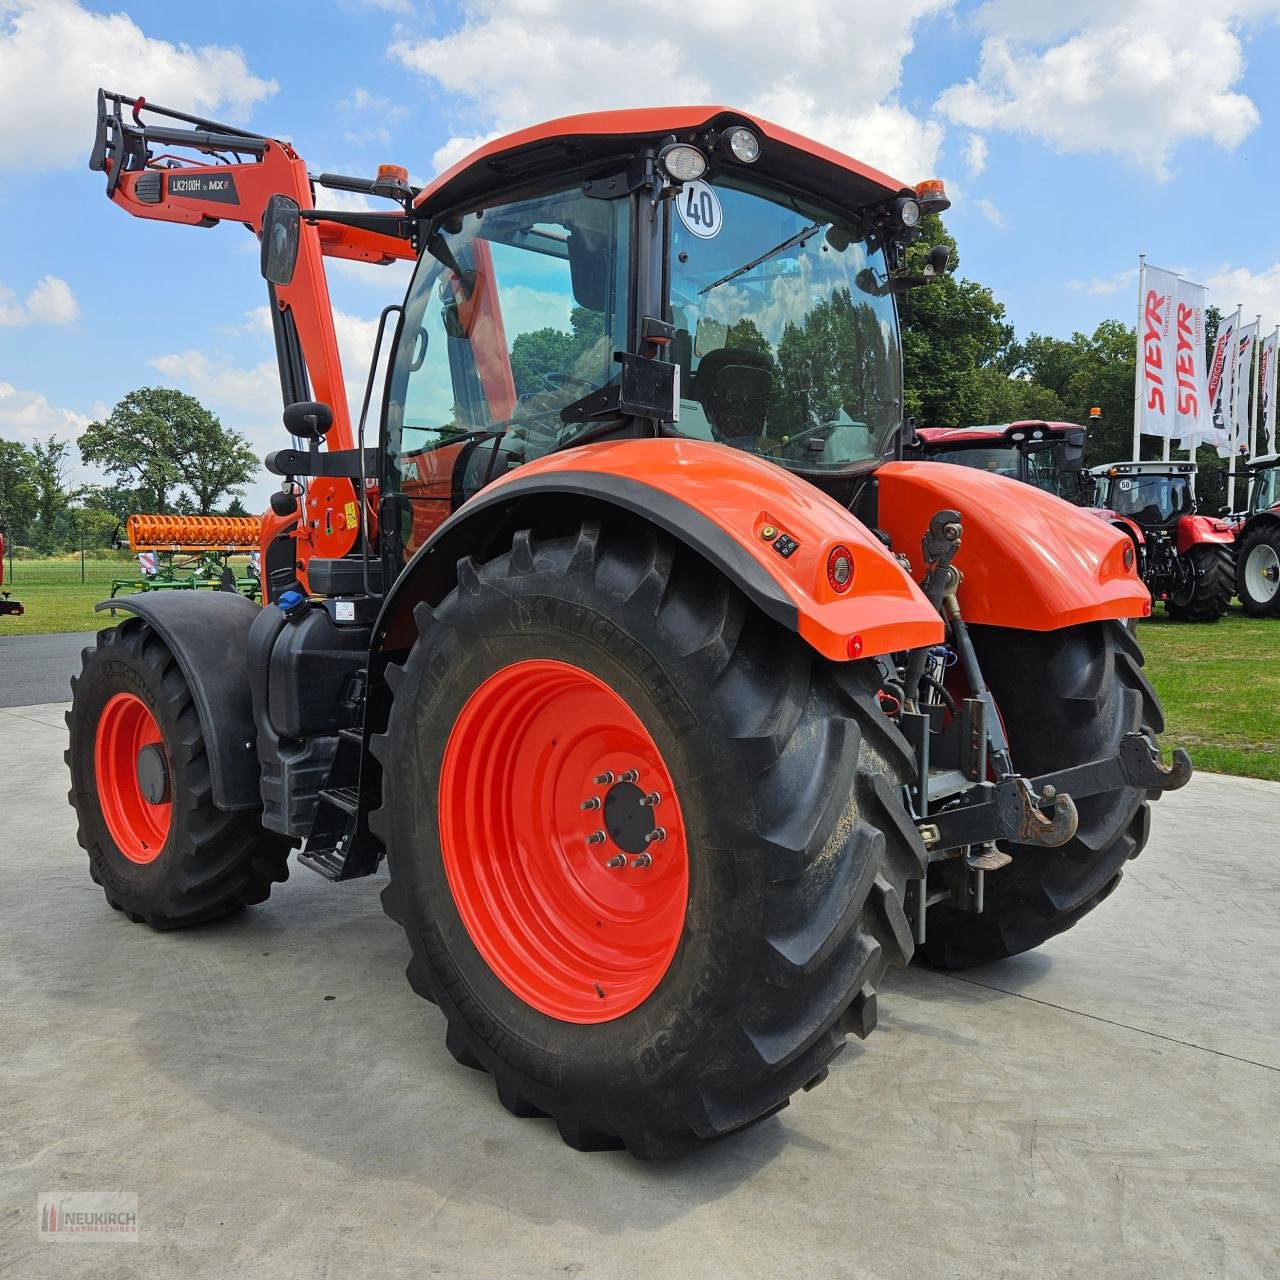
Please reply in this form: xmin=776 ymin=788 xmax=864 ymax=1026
xmin=658 ymin=143 xmax=707 ymax=182
xmin=726 ymin=127 xmax=760 ymax=163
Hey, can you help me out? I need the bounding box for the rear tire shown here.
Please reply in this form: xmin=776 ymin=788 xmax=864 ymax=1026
xmin=1164 ymin=544 xmax=1232 ymax=621
xmin=66 ymin=618 xmax=292 ymax=929
xmin=373 ymin=521 xmax=926 ymax=1158
xmin=921 ymin=620 xmax=1162 ymax=969
xmin=1236 ymin=524 xmax=1280 ymax=617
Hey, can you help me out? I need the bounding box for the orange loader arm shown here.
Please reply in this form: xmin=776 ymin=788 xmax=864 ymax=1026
xmin=90 ymin=90 xmax=417 ymax=582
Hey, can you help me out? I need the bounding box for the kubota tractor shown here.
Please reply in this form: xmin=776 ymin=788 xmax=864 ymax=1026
xmin=1231 ymin=452 xmax=1280 ymax=616
xmin=0 ymin=522 xmax=23 ymax=617
xmin=67 ymin=90 xmax=1190 ymax=1158
xmin=913 ymin=420 xmax=1090 ymax=501
xmin=1089 ymin=460 xmax=1235 ymax=622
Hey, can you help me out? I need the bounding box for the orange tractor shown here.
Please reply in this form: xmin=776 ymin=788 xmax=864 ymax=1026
xmin=68 ymin=90 xmax=1189 ymax=1157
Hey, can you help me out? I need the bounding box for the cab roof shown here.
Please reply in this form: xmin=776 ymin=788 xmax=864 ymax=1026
xmin=1089 ymin=460 xmax=1197 ymax=476
xmin=412 ymin=107 xmax=915 ymax=221
xmin=917 ymin=421 xmax=1085 ymax=446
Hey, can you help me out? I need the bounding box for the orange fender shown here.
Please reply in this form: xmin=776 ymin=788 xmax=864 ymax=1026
xmin=380 ymin=438 xmax=942 ymax=662
xmin=876 ymin=461 xmax=1149 ymax=629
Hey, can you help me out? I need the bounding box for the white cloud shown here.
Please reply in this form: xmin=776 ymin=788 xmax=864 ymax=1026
xmin=0 ymin=0 xmax=276 ymax=170
xmin=963 ymin=133 xmax=987 ymax=176
xmin=936 ymin=2 xmax=1280 ymax=179
xmin=0 ymin=274 xmax=79 ymax=326
xmin=0 ymin=381 xmax=92 ymax=442
xmin=974 ymin=197 xmax=1005 ymax=229
xmin=1201 ymin=262 xmax=1280 ymax=324
xmin=391 ymin=0 xmax=954 ymax=179
xmin=1068 ymin=266 xmax=1138 ymax=297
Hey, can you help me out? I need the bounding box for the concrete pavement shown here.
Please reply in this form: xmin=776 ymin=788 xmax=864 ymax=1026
xmin=0 ymin=632 xmax=96 ymax=707
xmin=1 ymin=699 xmax=1277 ymax=1279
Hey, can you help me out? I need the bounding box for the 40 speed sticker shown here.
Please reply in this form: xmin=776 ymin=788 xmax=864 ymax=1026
xmin=676 ymin=181 xmax=722 ymax=239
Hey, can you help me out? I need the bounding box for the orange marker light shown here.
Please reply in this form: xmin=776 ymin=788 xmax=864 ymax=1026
xmin=377 ymin=163 xmax=409 ymax=185
xmin=914 ymin=179 xmax=946 ymax=200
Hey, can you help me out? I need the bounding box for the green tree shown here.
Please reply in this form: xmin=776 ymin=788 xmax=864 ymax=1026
xmin=900 ymin=214 xmax=1014 ymax=426
xmin=28 ymin=436 xmax=73 ymax=552
xmin=508 ymin=306 xmax=607 ymax=397
xmin=79 ymin=387 xmax=257 ymax=514
xmin=0 ymin=440 xmax=39 ymax=544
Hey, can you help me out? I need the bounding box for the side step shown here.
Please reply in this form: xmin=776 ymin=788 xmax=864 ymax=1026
xmin=296 ymin=721 xmax=383 ymax=881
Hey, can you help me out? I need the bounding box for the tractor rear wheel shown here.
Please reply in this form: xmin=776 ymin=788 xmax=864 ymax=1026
xmin=373 ymin=520 xmax=925 ymax=1158
xmin=1236 ymin=524 xmax=1280 ymax=617
xmin=1164 ymin=543 xmax=1233 ymax=621
xmin=66 ymin=618 xmax=292 ymax=928
xmin=921 ymin=620 xmax=1161 ymax=969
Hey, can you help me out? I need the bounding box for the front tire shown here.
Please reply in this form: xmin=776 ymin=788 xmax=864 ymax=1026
xmin=922 ymin=620 xmax=1162 ymax=969
xmin=1164 ymin=544 xmax=1233 ymax=621
xmin=1236 ymin=524 xmax=1280 ymax=617
xmin=66 ymin=619 xmax=292 ymax=929
xmin=373 ymin=521 xmax=926 ymax=1158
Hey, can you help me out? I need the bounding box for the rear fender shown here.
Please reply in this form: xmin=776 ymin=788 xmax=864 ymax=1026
xmin=373 ymin=438 xmax=943 ymax=662
xmin=1176 ymin=513 xmax=1236 ymax=554
xmin=876 ymin=461 xmax=1149 ymax=629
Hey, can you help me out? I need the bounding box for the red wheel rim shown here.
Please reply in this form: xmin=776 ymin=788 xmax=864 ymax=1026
xmin=94 ymin=692 xmax=171 ymax=864
xmin=438 ymin=659 xmax=689 ymax=1023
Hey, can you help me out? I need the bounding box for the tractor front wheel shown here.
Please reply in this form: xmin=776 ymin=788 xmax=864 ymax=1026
xmin=66 ymin=618 xmax=292 ymax=928
xmin=922 ymin=620 xmax=1162 ymax=969
xmin=374 ymin=521 xmax=925 ymax=1158
xmin=1164 ymin=543 xmax=1233 ymax=621
xmin=1236 ymin=524 xmax=1280 ymax=617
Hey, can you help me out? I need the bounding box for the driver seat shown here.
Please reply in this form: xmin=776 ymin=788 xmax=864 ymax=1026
xmin=689 ymin=348 xmax=774 ymax=443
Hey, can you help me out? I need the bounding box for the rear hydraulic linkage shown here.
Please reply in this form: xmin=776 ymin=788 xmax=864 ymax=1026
xmin=894 ymin=510 xmax=1191 ymax=939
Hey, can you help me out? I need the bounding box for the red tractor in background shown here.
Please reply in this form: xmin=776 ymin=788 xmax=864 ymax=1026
xmin=1088 ymin=461 xmax=1235 ymax=622
xmin=1231 ymin=452 xmax=1280 ymax=616
xmin=913 ymin=420 xmax=1091 ymax=502
xmin=0 ymin=523 xmax=23 ymax=616
xmin=65 ymin=89 xmax=1190 ymax=1160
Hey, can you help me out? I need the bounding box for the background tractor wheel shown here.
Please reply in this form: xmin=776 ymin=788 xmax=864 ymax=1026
xmin=1164 ymin=544 xmax=1233 ymax=621
xmin=1236 ymin=525 xmax=1280 ymax=617
xmin=66 ymin=618 xmax=292 ymax=929
xmin=921 ymin=620 xmax=1161 ymax=969
xmin=373 ymin=520 xmax=926 ymax=1158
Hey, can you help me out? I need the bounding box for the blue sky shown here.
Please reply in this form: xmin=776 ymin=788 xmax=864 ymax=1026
xmin=4 ymin=0 xmax=1280 ymax=508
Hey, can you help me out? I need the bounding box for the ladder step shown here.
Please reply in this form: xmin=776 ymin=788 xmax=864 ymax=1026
xmin=297 ymin=845 xmax=347 ymax=881
xmin=338 ymin=727 xmax=363 ymax=745
xmin=319 ymin=785 xmax=365 ymax=814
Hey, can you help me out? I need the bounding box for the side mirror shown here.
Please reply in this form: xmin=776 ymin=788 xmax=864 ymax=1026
xmin=283 ymin=400 xmax=333 ymax=439
xmin=261 ymin=194 xmax=301 ymax=286
xmin=924 ymin=243 xmax=951 ymax=278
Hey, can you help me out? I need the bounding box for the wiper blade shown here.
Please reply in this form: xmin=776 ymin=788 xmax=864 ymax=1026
xmin=698 ymin=222 xmax=823 ymax=295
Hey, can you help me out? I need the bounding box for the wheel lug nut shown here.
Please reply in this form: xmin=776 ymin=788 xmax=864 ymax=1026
xmin=587 ymin=830 xmax=607 ymax=845
xmin=605 ymin=854 xmax=627 ymax=869
xmin=644 ymin=827 xmax=667 ymax=844
xmin=580 ymin=796 xmax=601 ymax=810
xmin=619 ymin=768 xmax=639 ymax=783
xmin=640 ymin=791 xmax=661 ymax=807
xmin=594 ymin=772 xmax=614 ymax=785
xmin=630 ymin=853 xmax=652 ymax=868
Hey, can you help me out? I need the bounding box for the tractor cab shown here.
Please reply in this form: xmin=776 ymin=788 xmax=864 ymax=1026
xmin=1090 ymin=460 xmax=1197 ymax=528
xmin=915 ymin=422 xmax=1089 ymax=500
xmin=1243 ymin=453 xmax=1280 ymax=516
xmin=1232 ymin=453 xmax=1280 ymax=616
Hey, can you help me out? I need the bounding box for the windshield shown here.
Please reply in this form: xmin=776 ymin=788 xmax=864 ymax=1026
xmin=666 ymin=178 xmax=902 ymax=471
xmin=930 ymin=446 xmax=1020 ymax=480
xmin=1102 ymin=474 xmax=1194 ymax=523
xmin=1252 ymin=466 xmax=1280 ymax=513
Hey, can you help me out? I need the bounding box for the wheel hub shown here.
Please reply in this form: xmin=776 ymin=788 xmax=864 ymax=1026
xmin=1246 ymin=543 xmax=1280 ymax=601
xmin=94 ymin=692 xmax=172 ymax=864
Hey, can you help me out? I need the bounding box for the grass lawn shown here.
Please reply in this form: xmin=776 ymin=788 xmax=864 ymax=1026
xmin=4 ymin=567 xmax=1276 ymax=782
xmin=1136 ymin=607 xmax=1279 ymax=782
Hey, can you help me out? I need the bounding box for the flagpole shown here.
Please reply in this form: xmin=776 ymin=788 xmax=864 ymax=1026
xmin=1227 ymin=304 xmax=1243 ymax=511
xmin=1250 ymin=313 xmax=1262 ymax=460
xmin=1162 ymin=276 xmax=1175 ymax=464
xmin=1271 ymin=326 xmax=1279 ymax=454
xmin=1132 ymin=254 xmax=1146 ymax=461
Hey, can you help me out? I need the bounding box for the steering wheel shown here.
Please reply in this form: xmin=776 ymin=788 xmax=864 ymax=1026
xmin=540 ymin=371 xmax=596 ymax=393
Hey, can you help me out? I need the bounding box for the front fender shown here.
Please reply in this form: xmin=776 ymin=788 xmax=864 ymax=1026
xmin=876 ymin=461 xmax=1149 ymax=629
xmin=1176 ymin=513 xmax=1236 ymax=554
xmin=374 ymin=438 xmax=942 ymax=662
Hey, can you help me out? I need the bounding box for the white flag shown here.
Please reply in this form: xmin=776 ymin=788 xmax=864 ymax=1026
xmin=1233 ymin=320 xmax=1257 ymax=454
xmin=1172 ymin=279 xmax=1210 ymax=447
xmin=1260 ymin=328 xmax=1278 ymax=455
xmin=1209 ymin=311 xmax=1239 ymax=458
xmin=1138 ymin=265 xmax=1179 ymax=438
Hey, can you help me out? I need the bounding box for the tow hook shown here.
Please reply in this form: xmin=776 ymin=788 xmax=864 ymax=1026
xmin=1000 ymin=776 xmax=1078 ymax=847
